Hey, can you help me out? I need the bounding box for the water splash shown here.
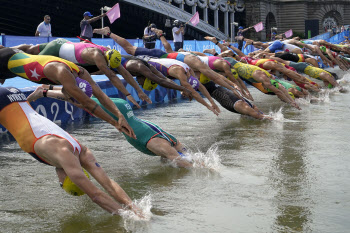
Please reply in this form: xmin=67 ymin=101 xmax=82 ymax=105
xmin=317 ymin=89 xmax=331 ymax=103
xmin=191 ymin=144 xmax=223 ymax=171
xmin=168 ymin=144 xmax=223 ymax=171
xmin=339 ymin=72 xmax=350 ymax=85
xmin=296 ymin=97 xmax=310 ymax=106
xmin=119 ymin=194 xmax=153 ymax=232
xmin=267 ymin=107 xmax=285 ymax=121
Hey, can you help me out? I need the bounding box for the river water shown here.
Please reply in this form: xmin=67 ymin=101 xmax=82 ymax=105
xmin=1 ymin=71 xmax=350 ymax=233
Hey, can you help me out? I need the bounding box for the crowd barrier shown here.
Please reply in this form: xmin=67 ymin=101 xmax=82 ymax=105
xmin=309 ymin=32 xmax=331 ymax=41
xmin=0 ymin=35 xmax=257 ymax=56
xmin=326 ymin=30 xmax=349 ymax=44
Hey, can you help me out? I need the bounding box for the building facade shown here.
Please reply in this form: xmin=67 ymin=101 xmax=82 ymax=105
xmin=245 ymin=0 xmax=350 ymax=40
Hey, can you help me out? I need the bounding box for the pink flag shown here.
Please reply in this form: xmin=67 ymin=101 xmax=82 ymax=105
xmin=106 ymin=3 xmax=120 ymax=24
xmin=253 ymin=22 xmax=263 ymax=32
xmin=285 ymin=29 xmax=293 ymax=38
xmin=189 ymin=12 xmax=200 ymax=26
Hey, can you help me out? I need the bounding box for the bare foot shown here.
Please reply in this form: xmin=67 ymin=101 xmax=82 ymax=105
xmin=93 ymin=27 xmax=111 ymax=36
xmin=220 ymin=50 xmax=234 ymax=57
xmin=151 ymin=28 xmax=163 ymax=36
xmin=204 ymin=36 xmax=217 ymax=44
xmin=244 ymin=39 xmax=252 ymax=49
xmin=27 ymin=86 xmax=44 ymax=102
xmin=203 ymin=48 xmax=216 ymax=55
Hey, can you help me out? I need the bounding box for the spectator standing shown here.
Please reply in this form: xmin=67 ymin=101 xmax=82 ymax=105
xmin=336 ymin=26 xmax=340 ymax=34
xmin=172 ymin=20 xmax=185 ymax=51
xmin=35 ymin=15 xmax=52 ymax=37
xmin=143 ymin=23 xmax=157 ymax=49
xmin=341 ymin=25 xmax=345 ymax=33
xmin=271 ymin=31 xmax=276 ymax=41
xmin=80 ymin=11 xmax=106 ymax=41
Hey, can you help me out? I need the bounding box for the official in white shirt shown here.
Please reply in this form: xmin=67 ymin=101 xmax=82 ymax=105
xmin=35 ymin=15 xmax=52 ymax=37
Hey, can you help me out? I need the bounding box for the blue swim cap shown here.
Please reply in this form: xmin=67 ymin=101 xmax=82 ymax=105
xmin=238 ymin=26 xmax=243 ymax=30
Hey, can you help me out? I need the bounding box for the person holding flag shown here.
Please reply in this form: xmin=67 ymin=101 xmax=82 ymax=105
xmin=80 ymin=11 xmax=106 ymax=42
xmin=236 ymin=25 xmax=254 ymax=51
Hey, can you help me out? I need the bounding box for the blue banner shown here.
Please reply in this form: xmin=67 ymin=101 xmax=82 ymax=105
xmin=327 ymin=31 xmax=350 ymax=44
xmin=4 ymin=35 xmax=49 ymax=47
xmin=49 ymin=37 xmax=81 ymax=43
xmin=310 ymin=32 xmax=331 ymax=41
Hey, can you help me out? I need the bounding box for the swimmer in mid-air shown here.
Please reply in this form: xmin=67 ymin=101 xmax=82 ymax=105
xmin=28 ymin=84 xmax=194 ymax=168
xmin=0 ymin=86 xmax=142 ymax=216
xmin=0 ymin=46 xmax=136 ymax=138
xmin=11 ymin=39 xmax=152 ymax=108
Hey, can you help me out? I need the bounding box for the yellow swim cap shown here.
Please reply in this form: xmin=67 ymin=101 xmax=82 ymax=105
xmin=231 ymin=69 xmax=239 ymax=79
xmin=142 ymin=77 xmax=158 ymax=91
xmin=288 ymin=92 xmax=295 ymax=99
xmin=106 ymin=49 xmax=122 ymax=68
xmin=199 ymin=73 xmax=211 ymax=84
xmin=62 ymin=169 xmax=90 ymax=196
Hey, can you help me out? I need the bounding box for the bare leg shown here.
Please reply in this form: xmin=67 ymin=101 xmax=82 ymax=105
xmin=147 ymin=138 xmax=192 ymax=168
xmin=203 ymin=48 xmax=216 ymax=55
xmin=152 ymin=29 xmax=174 ymax=53
xmin=305 ymin=58 xmax=319 ymax=67
xmin=93 ymin=27 xmax=137 ymax=55
xmin=11 ymin=44 xmax=40 ymax=55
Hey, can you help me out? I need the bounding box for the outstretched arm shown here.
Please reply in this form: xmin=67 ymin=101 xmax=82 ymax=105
xmin=79 ymin=147 xmax=142 ymax=214
xmin=116 ymin=65 xmax=152 ymax=104
xmin=147 ymin=65 xmax=193 ymax=99
xmin=76 ymin=67 xmax=136 ymax=139
xmin=93 ymin=51 xmax=142 ymax=108
xmin=86 ymin=14 xmax=106 ymax=24
xmin=196 ymin=82 xmax=220 ymax=115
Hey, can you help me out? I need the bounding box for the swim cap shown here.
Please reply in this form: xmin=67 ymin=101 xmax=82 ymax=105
xmin=188 ymin=76 xmax=199 ymax=90
xmin=62 ymin=169 xmax=90 ymax=196
xmin=231 ymin=69 xmax=239 ymax=79
xmin=199 ymin=73 xmax=211 ymax=84
xmin=106 ymin=49 xmax=122 ymax=68
xmin=320 ymin=46 xmax=326 ymax=53
xmin=142 ymin=77 xmax=158 ymax=91
xmin=288 ymin=92 xmax=295 ymax=99
xmin=270 ymin=79 xmax=279 ymax=88
xmin=75 ymin=77 xmax=93 ymax=98
xmin=239 ymin=26 xmax=243 ymax=30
